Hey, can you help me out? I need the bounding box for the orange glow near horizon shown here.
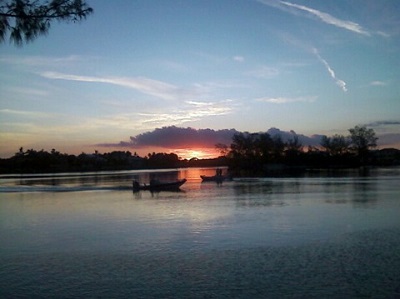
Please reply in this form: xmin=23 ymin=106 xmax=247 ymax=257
xmin=173 ymin=148 xmax=221 ymax=160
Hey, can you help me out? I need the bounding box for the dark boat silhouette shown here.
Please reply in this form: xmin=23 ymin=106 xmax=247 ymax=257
xmin=133 ymin=179 xmax=187 ymax=192
xmin=200 ymin=175 xmax=231 ymax=182
xmin=201 ymin=168 xmax=232 ymax=183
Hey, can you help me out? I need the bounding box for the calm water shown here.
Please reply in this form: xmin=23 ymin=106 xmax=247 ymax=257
xmin=1 ymin=167 xmax=400 ymax=298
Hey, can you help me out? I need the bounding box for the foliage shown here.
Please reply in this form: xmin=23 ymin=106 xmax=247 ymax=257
xmin=228 ymin=132 xmax=304 ymax=175
xmin=321 ymin=134 xmax=350 ymax=156
xmin=146 ymin=152 xmax=180 ymax=169
xmin=229 ymin=132 xmax=264 ymax=174
xmin=0 ymin=148 xmax=143 ymax=173
xmin=0 ymin=148 xmax=227 ymax=173
xmin=226 ymin=126 xmax=389 ymax=176
xmin=286 ymin=135 xmax=302 ymax=152
xmin=0 ymin=0 xmax=93 ymax=45
xmin=0 ymin=126 xmax=395 ymax=176
xmin=348 ymin=125 xmax=378 ymax=163
xmin=215 ymin=143 xmax=229 ymax=157
xmin=317 ymin=126 xmax=379 ymax=167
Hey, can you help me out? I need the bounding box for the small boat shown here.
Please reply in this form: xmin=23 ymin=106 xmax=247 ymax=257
xmin=133 ymin=178 xmax=187 ymax=192
xmin=200 ymin=175 xmax=231 ymax=182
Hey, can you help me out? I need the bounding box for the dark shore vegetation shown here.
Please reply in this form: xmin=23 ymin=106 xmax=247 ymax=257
xmin=227 ymin=126 xmax=399 ymax=176
xmin=1 ymin=126 xmax=399 ymax=175
xmin=0 ymin=149 xmax=228 ymax=174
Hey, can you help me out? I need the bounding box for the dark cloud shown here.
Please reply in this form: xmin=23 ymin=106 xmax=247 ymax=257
xmin=128 ymin=126 xmax=325 ymax=149
xmin=97 ymin=125 xmax=400 ymax=150
xmin=96 ymin=141 xmax=132 ymax=148
xmin=358 ymin=121 xmax=400 ymax=147
xmin=130 ymin=126 xmax=238 ymax=148
xmin=377 ymin=133 xmax=400 ymax=147
xmin=364 ymin=120 xmax=400 ymax=127
xmin=97 ymin=126 xmax=324 ymax=149
xmin=266 ymin=127 xmax=324 ymax=146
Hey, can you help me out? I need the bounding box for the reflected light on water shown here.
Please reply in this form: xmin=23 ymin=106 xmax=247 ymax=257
xmin=1 ymin=167 xmax=400 ymax=297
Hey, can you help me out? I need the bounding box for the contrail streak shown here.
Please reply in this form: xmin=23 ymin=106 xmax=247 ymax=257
xmin=313 ymin=48 xmax=347 ymax=92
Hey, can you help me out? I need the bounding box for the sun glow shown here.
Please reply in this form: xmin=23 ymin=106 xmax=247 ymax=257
xmin=174 ymin=148 xmax=221 ymax=160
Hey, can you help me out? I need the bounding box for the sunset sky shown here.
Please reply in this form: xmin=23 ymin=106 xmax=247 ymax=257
xmin=1 ymin=0 xmax=400 ymax=159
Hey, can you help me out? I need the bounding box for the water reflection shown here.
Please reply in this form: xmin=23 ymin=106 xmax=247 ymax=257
xmin=1 ymin=167 xmax=400 ymax=298
xmin=233 ymin=181 xmax=275 ymax=207
xmin=1 ymin=169 xmax=188 ymax=192
xmin=142 ymin=189 xmax=186 ymax=199
xmin=230 ymin=174 xmax=381 ymax=209
xmin=14 ymin=172 xmax=136 ymax=187
xmin=316 ymin=176 xmax=378 ymax=207
xmin=232 ymin=179 xmax=304 ymax=208
xmin=0 ymin=167 xmax=397 ymax=210
xmin=350 ymin=178 xmax=378 ymax=207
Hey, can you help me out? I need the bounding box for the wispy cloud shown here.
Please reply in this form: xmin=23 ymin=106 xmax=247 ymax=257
xmin=256 ymin=96 xmax=317 ymax=104
xmin=185 ymin=99 xmax=234 ymax=116
xmin=159 ymin=60 xmax=189 ymax=72
xmin=370 ymin=81 xmax=387 ymax=86
xmin=258 ymin=0 xmax=370 ymax=36
xmin=40 ymin=72 xmax=196 ymax=101
xmin=312 ymin=48 xmax=347 ymax=92
xmin=79 ymin=99 xmax=236 ymax=132
xmin=0 ymin=55 xmax=87 ymax=67
xmin=3 ymin=86 xmax=49 ymax=97
xmin=193 ymin=82 xmax=247 ymax=94
xmin=0 ymin=108 xmax=54 ymax=118
xmin=233 ymin=56 xmax=245 ymax=62
xmin=138 ymin=99 xmax=235 ymax=128
xmin=0 ymin=99 xmax=236 ymax=141
xmin=364 ymin=120 xmax=400 ymax=127
xmin=280 ymin=1 xmax=370 ymax=36
xmin=246 ymin=66 xmax=280 ymax=78
xmin=271 ymin=33 xmax=348 ymax=92
xmin=376 ymin=31 xmax=390 ymax=38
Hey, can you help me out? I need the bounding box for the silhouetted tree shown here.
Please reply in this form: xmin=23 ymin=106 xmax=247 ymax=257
xmin=271 ymin=135 xmax=285 ymax=161
xmin=348 ymin=126 xmax=378 ymax=164
xmin=230 ymin=132 xmax=254 ymax=158
xmin=0 ymin=0 xmax=93 ymax=45
xmin=284 ymin=135 xmax=304 ymax=165
xmin=286 ymin=135 xmax=302 ymax=152
xmin=229 ymin=132 xmax=287 ymax=174
xmin=17 ymin=147 xmax=24 ymax=156
xmin=146 ymin=152 xmax=180 ymax=168
xmin=321 ymin=134 xmax=349 ymax=156
xmin=255 ymin=132 xmax=274 ymax=163
xmin=0 ymin=147 xmax=230 ymax=173
xmin=215 ymin=143 xmax=229 ymax=157
xmin=229 ymin=132 xmax=259 ymax=173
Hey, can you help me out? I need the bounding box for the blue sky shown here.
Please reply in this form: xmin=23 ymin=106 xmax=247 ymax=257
xmin=1 ymin=0 xmax=400 ymax=158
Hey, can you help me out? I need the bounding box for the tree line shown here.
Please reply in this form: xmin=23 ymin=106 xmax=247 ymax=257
xmin=227 ymin=125 xmax=399 ymax=175
xmin=0 ymin=148 xmax=228 ymax=174
xmin=1 ymin=125 xmax=399 ymax=174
